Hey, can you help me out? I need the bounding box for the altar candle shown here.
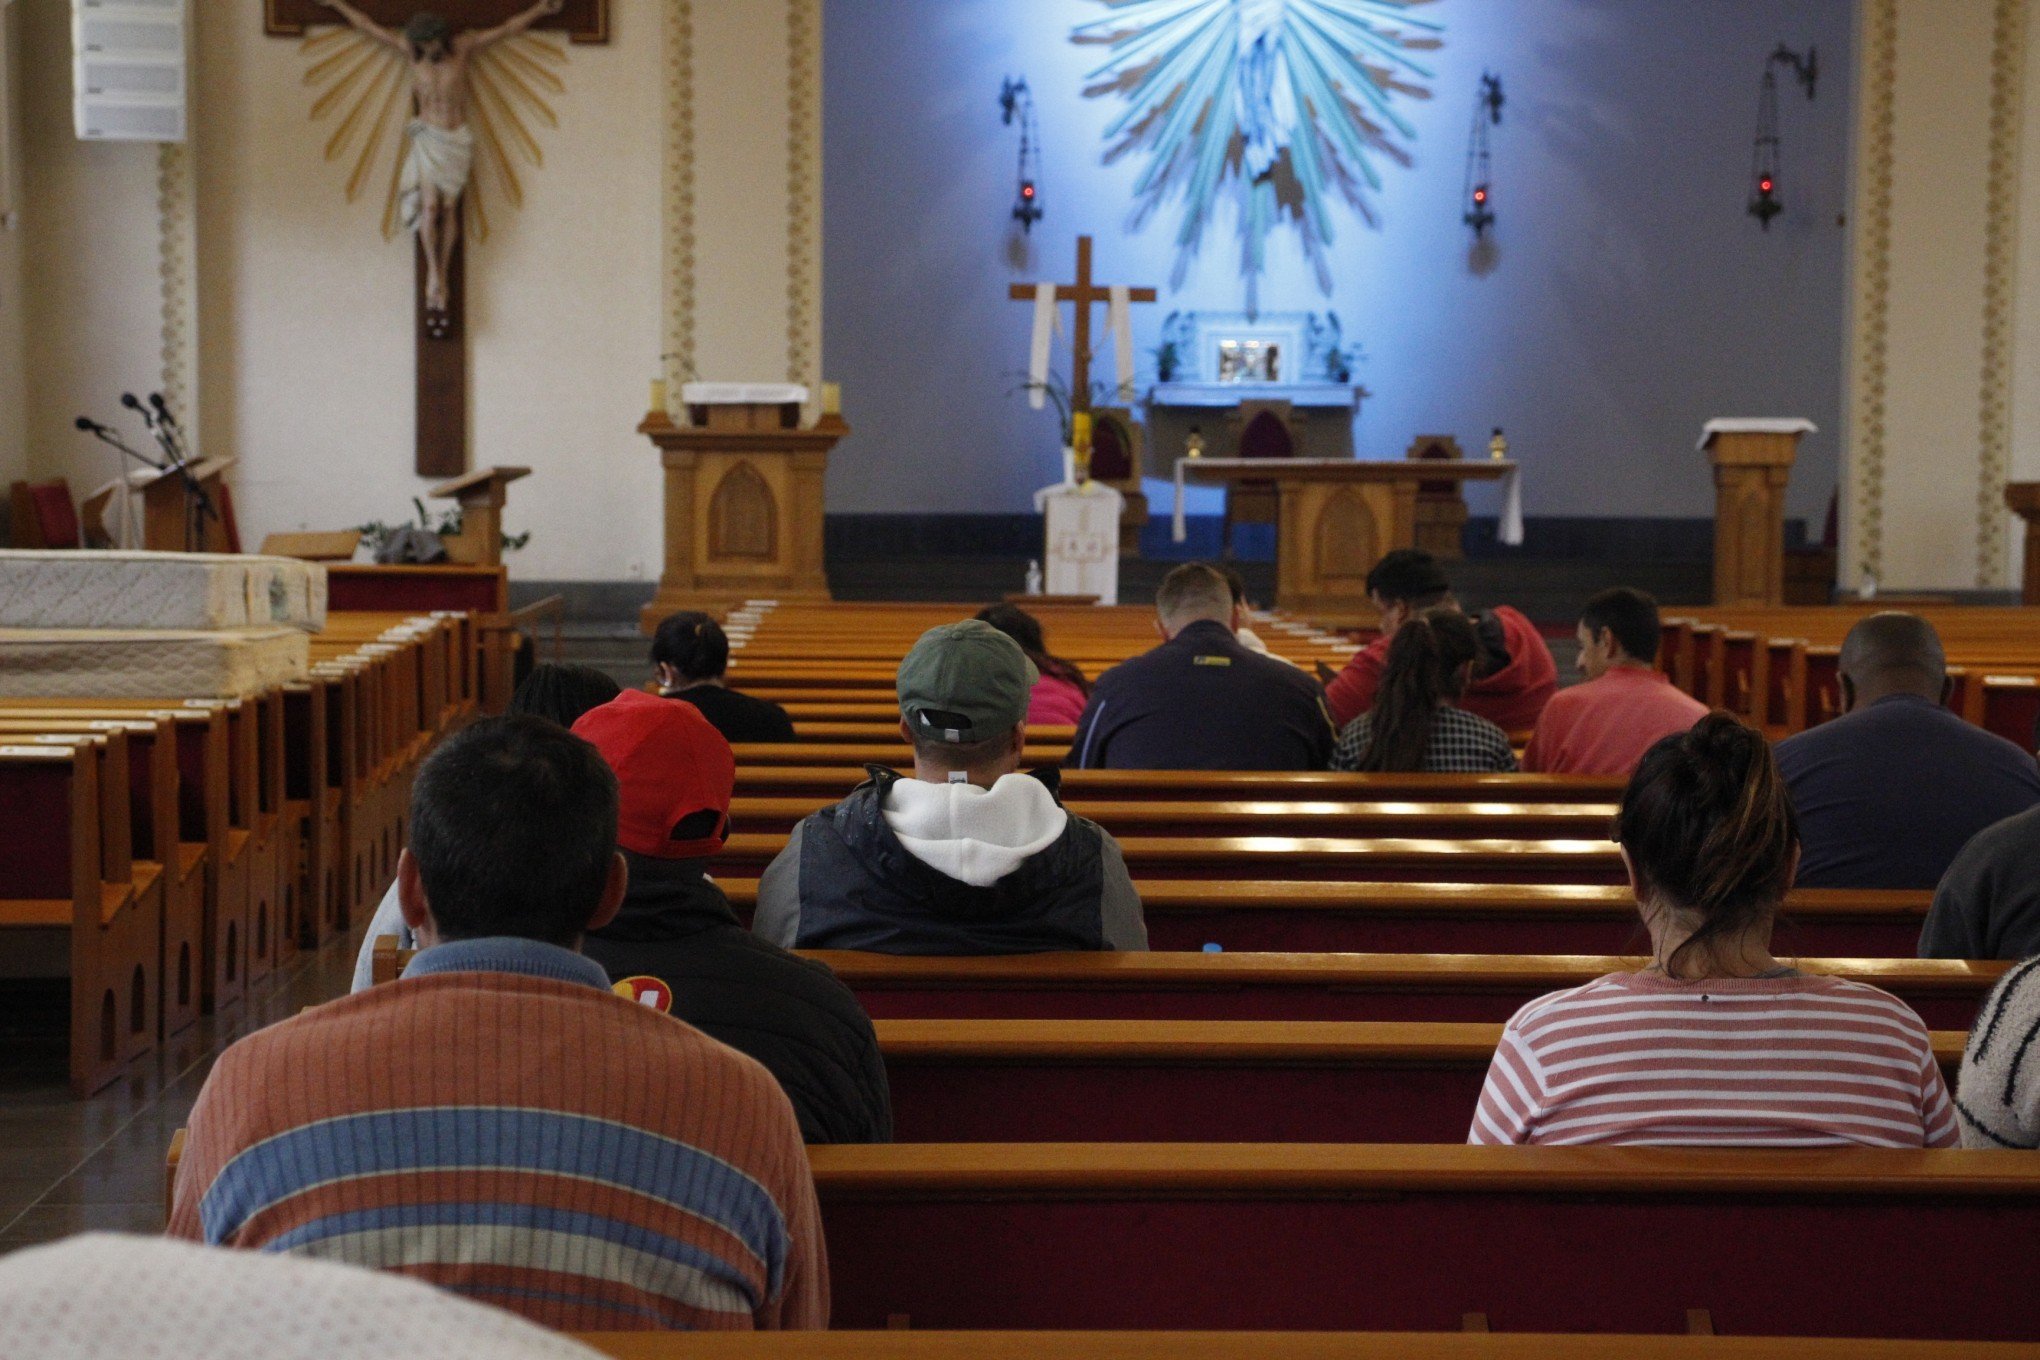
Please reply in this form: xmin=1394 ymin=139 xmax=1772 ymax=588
xmin=650 ymin=378 xmax=669 ymax=414
xmin=821 ymin=381 xmax=843 ymax=417
xmin=1071 ymin=411 xmax=1093 ymax=453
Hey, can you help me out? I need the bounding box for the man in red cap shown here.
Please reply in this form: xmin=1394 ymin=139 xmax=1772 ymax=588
xmin=572 ymin=690 xmax=891 ymax=1144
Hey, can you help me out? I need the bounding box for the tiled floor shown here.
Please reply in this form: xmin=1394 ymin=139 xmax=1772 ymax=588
xmin=0 ymin=933 xmax=361 ymax=1255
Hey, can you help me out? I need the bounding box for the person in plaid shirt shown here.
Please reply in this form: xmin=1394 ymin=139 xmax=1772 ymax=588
xmin=1331 ymin=610 xmax=1517 ymax=773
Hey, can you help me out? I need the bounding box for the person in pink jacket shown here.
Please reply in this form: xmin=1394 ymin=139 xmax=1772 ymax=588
xmin=977 ymin=603 xmax=1091 ymax=726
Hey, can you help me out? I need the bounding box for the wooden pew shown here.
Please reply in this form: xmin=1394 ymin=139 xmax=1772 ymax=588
xmin=711 ymin=880 xmax=1930 ymax=959
xmin=155 ymin=1133 xmax=2040 ymax=1345
xmin=374 ymin=866 xmax=1936 ymax=987
xmin=717 ymin=833 xmax=1629 ymax=885
xmin=282 ymin=677 xmax=343 ymax=945
xmin=727 ymin=798 xmax=1619 ymax=841
xmin=0 ymin=715 xmax=199 ymax=1036
xmin=805 ymin=1143 xmax=2040 ymax=1337
xmin=0 ymin=743 xmax=157 ymax=1094
xmin=572 ymin=1332 xmax=2040 ymax=1360
xmin=731 ymin=742 xmax=1075 ymax=767
xmin=876 ymin=1019 xmax=1967 ymax=1144
xmin=3 ymin=700 xmax=246 ymax=1011
xmin=811 ymin=952 xmax=2007 ymax=1030
xmin=732 ymin=768 xmax=1630 ymax=804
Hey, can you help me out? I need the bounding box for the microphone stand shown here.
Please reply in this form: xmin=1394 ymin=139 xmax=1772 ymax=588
xmin=141 ymin=401 xmax=219 ymax=551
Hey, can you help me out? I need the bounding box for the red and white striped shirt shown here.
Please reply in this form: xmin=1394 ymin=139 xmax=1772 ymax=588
xmin=1469 ymin=970 xmax=1959 ymax=1148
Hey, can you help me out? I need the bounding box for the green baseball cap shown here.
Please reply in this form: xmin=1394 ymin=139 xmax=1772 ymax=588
xmin=897 ymin=620 xmax=1039 ymax=743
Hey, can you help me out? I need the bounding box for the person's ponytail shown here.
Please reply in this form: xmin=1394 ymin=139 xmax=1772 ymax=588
xmin=1616 ymin=712 xmax=1798 ymax=976
xmin=1358 ymin=610 xmax=1478 ymax=772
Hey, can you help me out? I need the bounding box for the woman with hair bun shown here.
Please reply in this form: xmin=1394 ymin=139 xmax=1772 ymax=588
xmin=1470 ymin=713 xmax=1957 ymax=1147
xmin=651 ymin=611 xmax=796 ymax=744
xmin=1329 ymin=610 xmax=1516 ymax=773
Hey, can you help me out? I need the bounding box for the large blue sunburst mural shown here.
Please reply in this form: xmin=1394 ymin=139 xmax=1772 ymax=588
xmin=1073 ymin=0 xmax=1444 ymax=294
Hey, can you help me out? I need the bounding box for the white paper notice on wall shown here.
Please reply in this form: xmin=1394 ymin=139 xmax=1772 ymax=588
xmin=72 ymin=0 xmax=188 ymax=144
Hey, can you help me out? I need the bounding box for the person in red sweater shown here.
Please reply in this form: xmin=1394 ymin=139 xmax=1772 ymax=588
xmin=1523 ymin=587 xmax=1708 ymax=776
xmin=1324 ymin=549 xmax=1557 ymax=734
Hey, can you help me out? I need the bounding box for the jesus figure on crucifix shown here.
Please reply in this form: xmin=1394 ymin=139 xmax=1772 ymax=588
xmin=312 ymin=0 xmax=563 ymax=312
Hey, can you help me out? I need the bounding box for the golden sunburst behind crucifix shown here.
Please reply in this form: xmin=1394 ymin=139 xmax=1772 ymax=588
xmin=298 ymin=16 xmax=568 ymax=251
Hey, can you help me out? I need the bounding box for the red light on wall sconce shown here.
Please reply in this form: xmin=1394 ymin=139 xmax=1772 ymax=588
xmin=1002 ymin=77 xmax=1045 ymax=232
xmin=1749 ymin=44 xmax=1816 ymax=231
xmin=1462 ymin=72 xmax=1503 ymax=241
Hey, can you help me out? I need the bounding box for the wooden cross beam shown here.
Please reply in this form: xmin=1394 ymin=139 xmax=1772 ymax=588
xmin=1009 ymin=235 xmax=1158 ymax=413
xmin=264 ymin=0 xmax=609 ymax=41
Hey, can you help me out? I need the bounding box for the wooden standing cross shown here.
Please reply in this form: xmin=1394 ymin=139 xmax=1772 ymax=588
xmin=265 ymin=0 xmax=609 ymax=477
xmin=1009 ymin=235 xmax=1158 ymax=414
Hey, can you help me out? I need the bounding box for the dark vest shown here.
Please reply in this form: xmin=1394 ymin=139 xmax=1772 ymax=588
xmin=793 ymin=767 xmax=1108 ymax=954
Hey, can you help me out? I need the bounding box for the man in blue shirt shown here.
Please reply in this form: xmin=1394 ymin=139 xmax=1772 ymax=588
xmin=1071 ymin=563 xmax=1335 ymax=770
xmin=1775 ymin=612 xmax=2040 ymax=890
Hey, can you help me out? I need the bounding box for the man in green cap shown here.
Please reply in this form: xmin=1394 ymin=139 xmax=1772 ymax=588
xmin=752 ymin=620 xmax=1146 ymax=954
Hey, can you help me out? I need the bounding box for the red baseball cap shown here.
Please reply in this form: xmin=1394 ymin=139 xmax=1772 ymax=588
xmin=570 ymin=690 xmax=734 ymax=859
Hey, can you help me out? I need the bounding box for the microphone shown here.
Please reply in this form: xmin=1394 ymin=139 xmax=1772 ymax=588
xmin=150 ymin=392 xmax=179 ymax=428
xmin=75 ymin=414 xmax=166 ymax=472
xmin=122 ymin=392 xmax=159 ymax=430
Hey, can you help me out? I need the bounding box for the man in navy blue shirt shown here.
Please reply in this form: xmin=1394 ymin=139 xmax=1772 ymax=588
xmin=1775 ymin=612 xmax=2040 ymax=890
xmin=1071 ymin=563 xmax=1335 ymax=770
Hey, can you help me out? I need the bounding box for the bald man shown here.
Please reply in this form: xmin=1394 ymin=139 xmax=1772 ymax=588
xmin=1774 ymin=612 xmax=2040 ymax=890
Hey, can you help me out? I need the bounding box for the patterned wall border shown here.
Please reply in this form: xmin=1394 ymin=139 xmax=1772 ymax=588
xmin=785 ymin=0 xmax=821 ymax=392
xmin=1976 ymin=0 xmax=2028 ymax=586
xmin=157 ymin=142 xmax=198 ymax=427
xmin=1846 ymin=0 xmax=1898 ymax=588
xmin=663 ymin=0 xmax=696 ymax=406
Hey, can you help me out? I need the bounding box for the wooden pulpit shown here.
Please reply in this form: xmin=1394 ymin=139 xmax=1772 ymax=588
xmin=2005 ymin=483 xmax=2040 ymax=604
xmin=430 ymin=465 xmax=531 ymax=567
xmin=1700 ymin=419 xmax=1814 ymax=606
xmin=638 ymin=386 xmax=847 ymax=632
xmin=136 ymin=459 xmax=237 ymax=553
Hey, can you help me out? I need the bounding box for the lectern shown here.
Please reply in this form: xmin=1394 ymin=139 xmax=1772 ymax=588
xmin=430 ymin=465 xmax=531 ymax=567
xmin=1700 ymin=419 xmax=1814 ymax=606
xmin=2005 ymin=483 xmax=2040 ymax=604
xmin=638 ymin=385 xmax=847 ymax=632
xmin=136 ymin=459 xmax=237 ymax=553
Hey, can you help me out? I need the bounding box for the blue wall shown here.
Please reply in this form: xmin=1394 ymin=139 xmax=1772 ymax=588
xmin=822 ymin=0 xmax=1853 ymax=531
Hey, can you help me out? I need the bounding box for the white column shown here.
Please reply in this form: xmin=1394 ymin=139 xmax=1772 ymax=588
xmin=1844 ymin=0 xmax=2030 ymax=592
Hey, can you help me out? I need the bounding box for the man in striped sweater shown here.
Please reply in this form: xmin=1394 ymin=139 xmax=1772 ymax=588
xmin=167 ymin=716 xmax=828 ymax=1332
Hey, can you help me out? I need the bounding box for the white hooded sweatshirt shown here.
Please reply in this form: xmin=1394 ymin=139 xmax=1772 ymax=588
xmin=880 ymin=771 xmax=1071 ymax=888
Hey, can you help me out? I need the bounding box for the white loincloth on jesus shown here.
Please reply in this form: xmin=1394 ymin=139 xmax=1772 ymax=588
xmin=398 ymin=120 xmax=474 ymax=233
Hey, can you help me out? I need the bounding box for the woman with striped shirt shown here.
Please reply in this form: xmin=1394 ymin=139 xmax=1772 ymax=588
xmin=1471 ymin=713 xmax=1957 ymax=1147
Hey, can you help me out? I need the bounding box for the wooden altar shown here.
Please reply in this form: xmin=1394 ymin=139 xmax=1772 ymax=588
xmin=638 ymin=394 xmax=848 ymax=631
xmin=1182 ymin=459 xmax=1516 ymax=623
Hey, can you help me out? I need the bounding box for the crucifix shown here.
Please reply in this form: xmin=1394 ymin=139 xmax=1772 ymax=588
xmin=1009 ymin=235 xmax=1158 ymax=417
xmin=265 ymin=0 xmax=609 ymax=477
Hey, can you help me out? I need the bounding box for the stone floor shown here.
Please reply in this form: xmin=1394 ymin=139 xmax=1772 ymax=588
xmin=0 ymin=931 xmax=360 ymax=1255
